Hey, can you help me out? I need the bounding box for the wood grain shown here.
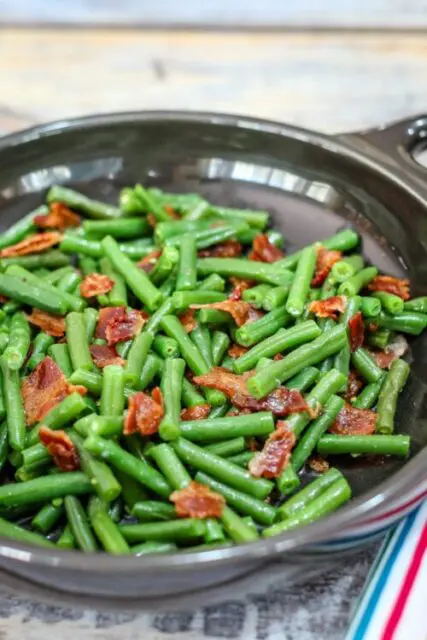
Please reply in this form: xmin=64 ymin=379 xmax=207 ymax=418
xmin=2 ymin=0 xmax=427 ymax=28
xmin=1 ymin=29 xmax=427 ymax=136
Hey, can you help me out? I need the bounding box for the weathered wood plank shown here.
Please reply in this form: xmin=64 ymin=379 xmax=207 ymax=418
xmin=0 ymin=29 xmax=427 ymax=135
xmin=2 ymin=0 xmax=427 ymax=28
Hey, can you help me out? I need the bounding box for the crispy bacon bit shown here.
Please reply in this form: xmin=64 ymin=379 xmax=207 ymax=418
xmin=137 ymin=249 xmax=162 ymax=273
xmin=343 ymin=370 xmax=364 ymax=402
xmin=124 ymin=388 xmax=164 ymax=436
xmin=22 ymin=356 xmax=86 ymax=426
xmin=308 ymin=454 xmax=330 ymax=474
xmin=26 ymin=309 xmax=66 ymax=337
xmin=330 ymin=403 xmax=376 ymax=436
xmin=198 ymin=240 xmax=243 ymax=258
xmin=349 ymin=311 xmax=365 ymax=352
xmin=89 ymin=344 xmax=125 ymax=368
xmin=249 ymin=421 xmax=296 ymax=478
xmin=178 ymin=309 xmax=198 ymax=333
xmin=34 ymin=202 xmax=81 ymax=230
xmin=309 ymin=295 xmax=347 ymax=320
xmin=249 ymin=234 xmax=285 ymax=263
xmin=311 ymin=247 xmax=343 ymax=287
xmin=368 ymin=275 xmax=410 ymax=301
xmin=39 ymin=426 xmax=79 ymax=472
xmin=369 ymin=335 xmax=409 ymax=369
xmin=170 ymin=481 xmax=225 ymax=519
xmin=0 ymin=232 xmax=62 ymax=258
xmin=193 ymin=367 xmax=309 ymax=416
xmin=273 ymin=353 xmax=284 ymax=361
xmin=191 ymin=300 xmax=258 ymax=327
xmin=80 ymin=273 xmax=114 ymax=298
xmin=96 ymin=307 xmax=147 ymax=346
xmin=227 ymin=344 xmax=249 ymax=359
xmin=164 ymin=205 xmax=180 ymax=219
xmin=228 ymin=277 xmax=255 ymax=301
xmin=180 ymin=404 xmax=211 ymax=421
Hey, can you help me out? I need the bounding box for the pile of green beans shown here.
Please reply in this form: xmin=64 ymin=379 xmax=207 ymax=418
xmin=0 ymin=183 xmax=420 ymax=555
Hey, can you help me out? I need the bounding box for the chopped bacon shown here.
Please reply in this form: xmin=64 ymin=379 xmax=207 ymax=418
xmin=308 ymin=454 xmax=330 ymax=474
xmin=124 ymin=388 xmax=164 ymax=436
xmin=311 ymin=247 xmax=342 ymax=287
xmin=198 ymin=240 xmax=243 ymax=258
xmin=147 ymin=213 xmax=157 ymax=228
xmin=249 ymin=234 xmax=285 ymax=263
xmin=368 ymin=275 xmax=410 ymax=301
xmin=90 ymin=344 xmax=125 ymax=368
xmin=309 ymin=295 xmax=347 ymax=320
xmin=21 ymin=356 xmax=86 ymax=426
xmin=330 ymin=403 xmax=376 ymax=436
xmin=349 ymin=311 xmax=365 ymax=352
xmin=34 ymin=202 xmax=80 ymax=230
xmin=343 ymin=370 xmax=364 ymax=402
xmin=369 ymin=335 xmax=409 ymax=369
xmin=26 ymin=309 xmax=66 ymax=337
xmin=170 ymin=481 xmax=225 ymax=519
xmin=273 ymin=353 xmax=284 ymax=361
xmin=228 ymin=277 xmax=255 ymax=301
xmin=180 ymin=404 xmax=211 ymax=421
xmin=193 ymin=367 xmax=309 ymax=416
xmin=80 ymin=273 xmax=114 ymax=298
xmin=164 ymin=205 xmax=180 ymax=219
xmin=249 ymin=421 xmax=296 ymax=478
xmin=227 ymin=344 xmax=249 ymax=359
xmin=178 ymin=309 xmax=198 ymax=333
xmin=96 ymin=307 xmax=147 ymax=346
xmin=39 ymin=426 xmax=79 ymax=472
xmin=190 ymin=300 xmax=259 ymax=327
xmin=137 ymin=249 xmax=162 ymax=273
xmin=0 ymin=232 xmax=62 ymax=258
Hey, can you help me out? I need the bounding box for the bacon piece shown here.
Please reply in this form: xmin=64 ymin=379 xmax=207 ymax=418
xmin=227 ymin=344 xmax=248 ymax=359
xmin=249 ymin=234 xmax=285 ymax=263
xmin=369 ymin=335 xmax=409 ymax=370
xmin=228 ymin=277 xmax=255 ymax=301
xmin=349 ymin=311 xmax=365 ymax=352
xmin=137 ymin=249 xmax=162 ymax=273
xmin=191 ymin=300 xmax=259 ymax=327
xmin=170 ymin=481 xmax=225 ymax=519
xmin=90 ymin=344 xmax=125 ymax=368
xmin=309 ymin=295 xmax=347 ymax=320
xmin=96 ymin=307 xmax=147 ymax=346
xmin=80 ymin=273 xmax=114 ymax=298
xmin=198 ymin=240 xmax=242 ymax=258
xmin=21 ymin=356 xmax=86 ymax=426
xmin=311 ymin=247 xmax=342 ymax=287
xmin=26 ymin=309 xmax=66 ymax=337
xmin=343 ymin=370 xmax=364 ymax=403
xmin=180 ymin=404 xmax=211 ymax=421
xmin=308 ymin=454 xmax=330 ymax=474
xmin=273 ymin=353 xmax=284 ymax=361
xmin=39 ymin=426 xmax=79 ymax=472
xmin=249 ymin=421 xmax=296 ymax=478
xmin=124 ymin=388 xmax=164 ymax=436
xmin=34 ymin=202 xmax=80 ymax=230
xmin=147 ymin=213 xmax=157 ymax=228
xmin=329 ymin=403 xmax=376 ymax=436
xmin=0 ymin=295 xmax=8 ymax=303
xmin=163 ymin=205 xmax=180 ymax=219
xmin=193 ymin=367 xmax=308 ymax=416
xmin=0 ymin=232 xmax=62 ymax=258
xmin=368 ymin=275 xmax=410 ymax=301
xmin=178 ymin=309 xmax=198 ymax=333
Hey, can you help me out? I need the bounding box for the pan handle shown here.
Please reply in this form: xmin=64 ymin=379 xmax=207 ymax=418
xmin=338 ymin=113 xmax=427 ymax=179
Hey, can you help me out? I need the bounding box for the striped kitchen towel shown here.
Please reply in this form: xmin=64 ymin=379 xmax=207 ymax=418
xmin=346 ymin=500 xmax=427 ymax=640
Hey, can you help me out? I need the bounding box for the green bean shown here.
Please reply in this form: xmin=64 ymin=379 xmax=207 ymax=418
xmin=32 ymin=501 xmax=64 ymax=534
xmin=102 ymin=236 xmax=163 ymax=311
xmin=236 ymin=306 xmax=291 ymax=347
xmin=64 ymin=495 xmax=98 ymax=552
xmin=154 ymin=218 xmax=214 ymax=244
xmin=57 ymin=524 xmax=76 ymax=549
xmin=86 ymin=415 xmax=123 ymax=438
xmin=376 ymin=359 xmax=410 ymax=434
xmin=124 ymin=333 xmax=153 ymax=387
xmin=0 ymin=421 xmax=8 ymax=472
xmin=78 ymin=255 xmax=97 ymax=276
xmin=139 ymin=353 xmax=163 ymax=390
xmin=132 ymin=500 xmax=176 ymax=522
xmin=366 ymin=328 xmax=391 ymax=350
xmin=318 ymin=434 xmax=410 ymax=457
xmin=62 ymin=232 xmax=154 ymax=259
xmin=47 ymin=185 xmax=121 ymax=218
xmin=211 ymin=331 xmax=231 ymax=367
xmin=114 ymin=469 xmax=148 ymax=511
xmin=275 ymin=229 xmax=360 ymax=271
xmin=0 ymin=273 xmax=68 ymax=315
xmin=172 ymin=438 xmax=273 ymax=499
xmin=100 ymin=365 xmax=125 ymax=417
xmin=404 ymin=297 xmax=427 ymax=313
xmin=197 ymin=308 xmax=231 ymax=326
xmin=276 ymin=464 xmax=301 ymax=495
xmin=0 ymin=250 xmax=71 ymax=272
xmin=352 ymin=378 xmax=384 ymax=409
xmin=166 ymin=223 xmax=249 ymax=250
xmin=180 ymin=412 xmax=274 ymax=442
xmin=242 ymin=284 xmax=273 ymax=308
xmin=27 ymin=332 xmax=55 ymax=371
xmin=291 ymin=395 xmax=345 ymax=471
xmin=191 ymin=325 xmax=214 ymax=369
xmin=360 ymin=296 xmax=382 ymax=318
xmin=285 ymin=246 xmax=317 ymax=317
xmin=205 ymin=437 xmax=246 ymax=457
xmin=376 ymin=310 xmax=427 ymax=335
xmin=210 ymin=205 xmax=268 ymax=230
xmin=22 ymin=443 xmax=51 ymax=469
xmin=159 ymin=358 xmax=185 ymax=441
xmin=197 ymin=257 xmax=294 ymax=286
xmin=227 ymin=451 xmax=254 ymax=468
xmin=278 ymin=468 xmax=343 ymax=521
xmin=372 ymin=291 xmax=404 ymax=315
xmin=176 ymin=234 xmax=197 ymax=291
xmin=1 ymin=312 xmax=30 ymax=371
xmin=82 ymin=308 xmax=98 ymax=343
xmin=26 ymin=392 xmax=89 ymax=446
xmin=69 ymin=430 xmax=121 ymax=502
xmin=203 ymin=519 xmax=226 ymax=544
xmin=83 ymin=217 xmax=150 ymax=239
xmin=0 ymin=207 xmax=44 ymax=250
xmin=220 ymin=505 xmax=259 ymax=542
xmin=131 ymin=541 xmax=178 ymax=555
xmin=172 ymin=290 xmax=226 ymax=310
xmin=1 ymin=360 xmax=26 ymax=451
xmin=152 ymin=335 xmax=180 ymax=359
xmin=263 ymin=285 xmax=290 ymax=311
xmin=69 ymin=368 xmax=103 ymax=395
xmin=330 ymin=255 xmax=364 ymax=283
xmin=0 ymin=516 xmax=55 ymax=548
xmin=84 ymin=436 xmax=171 ymax=498
xmin=88 ymin=496 xmax=130 ymax=554
xmin=48 ymin=343 xmax=73 ymax=377
xmin=0 ymin=472 xmax=92 ymax=508
xmin=351 ymin=347 xmax=384 ymax=383
xmin=115 ymin=339 xmax=132 ymax=358
xmin=197 ymin=274 xmax=225 ymax=292
xmin=247 ymin=325 xmax=347 ymax=399
xmin=195 ymin=472 xmax=276 ymax=525
xmin=286 ymin=367 xmax=320 ymax=392
xmin=150 ymin=246 xmax=179 ymax=286
xmin=338 ymin=266 xmax=378 ymax=296
xmin=66 ymin=312 xmax=93 ymax=371
xmin=99 ymin=257 xmax=128 ymax=307
xmin=119 ymin=518 xmax=206 ymax=543
xmin=181 ymin=378 xmax=205 ymax=409
xmin=150 ymin=443 xmax=191 ymax=490
xmin=132 ymin=184 xmax=174 ymax=223
xmin=233 ymin=320 xmax=321 ymax=374
xmin=57 ymin=269 xmax=82 ymax=294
